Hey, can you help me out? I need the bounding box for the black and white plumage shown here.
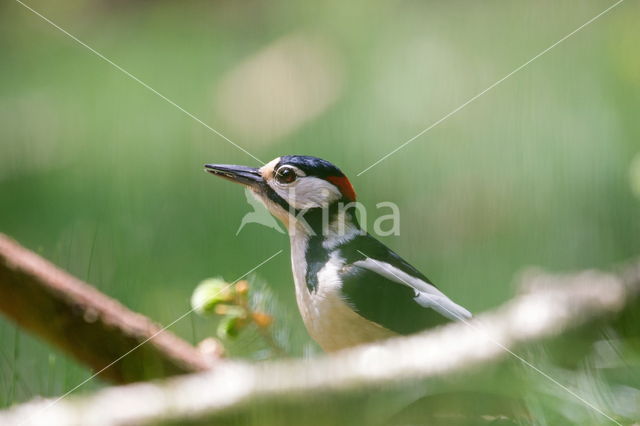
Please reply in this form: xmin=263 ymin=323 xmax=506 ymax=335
xmin=205 ymin=155 xmax=471 ymax=352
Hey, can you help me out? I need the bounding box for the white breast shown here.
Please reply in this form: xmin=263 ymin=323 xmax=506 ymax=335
xmin=289 ymin=236 xmax=396 ymax=352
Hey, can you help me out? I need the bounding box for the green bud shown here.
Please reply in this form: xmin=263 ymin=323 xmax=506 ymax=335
xmin=191 ymin=278 xmax=233 ymax=316
xmin=217 ymin=316 xmax=243 ymax=339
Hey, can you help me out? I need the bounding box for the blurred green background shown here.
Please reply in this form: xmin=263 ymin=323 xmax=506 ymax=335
xmin=1 ymin=0 xmax=639 ymax=416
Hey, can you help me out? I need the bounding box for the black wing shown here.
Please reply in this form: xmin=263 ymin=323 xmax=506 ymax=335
xmin=338 ymin=234 xmax=467 ymax=335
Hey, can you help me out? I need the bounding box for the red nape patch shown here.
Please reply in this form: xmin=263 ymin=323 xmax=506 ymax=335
xmin=327 ymin=176 xmax=357 ymax=201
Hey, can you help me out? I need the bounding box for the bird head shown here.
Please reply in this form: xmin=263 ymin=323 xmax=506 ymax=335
xmin=205 ymin=155 xmax=357 ymax=231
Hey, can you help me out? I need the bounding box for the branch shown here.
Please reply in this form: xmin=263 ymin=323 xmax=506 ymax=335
xmin=2 ymin=260 xmax=638 ymax=425
xmin=0 ymin=234 xmax=216 ymax=384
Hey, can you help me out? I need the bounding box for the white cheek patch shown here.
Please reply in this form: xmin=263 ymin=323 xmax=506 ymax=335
xmin=268 ymin=176 xmax=342 ymax=209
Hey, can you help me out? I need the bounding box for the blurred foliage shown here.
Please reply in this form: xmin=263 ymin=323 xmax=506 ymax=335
xmin=191 ymin=277 xmax=287 ymax=358
xmin=0 ymin=0 xmax=639 ymax=422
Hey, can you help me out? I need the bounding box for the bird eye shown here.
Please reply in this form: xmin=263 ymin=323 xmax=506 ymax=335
xmin=275 ymin=167 xmax=297 ymax=184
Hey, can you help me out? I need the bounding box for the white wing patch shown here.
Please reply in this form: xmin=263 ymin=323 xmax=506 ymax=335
xmin=352 ymin=258 xmax=472 ymax=321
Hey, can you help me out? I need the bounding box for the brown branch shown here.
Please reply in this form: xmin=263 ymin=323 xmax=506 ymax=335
xmin=0 ymin=234 xmax=216 ymax=384
xmin=2 ymin=260 xmax=638 ymax=425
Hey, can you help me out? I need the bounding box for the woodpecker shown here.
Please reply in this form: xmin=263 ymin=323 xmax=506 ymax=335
xmin=205 ymin=155 xmax=471 ymax=352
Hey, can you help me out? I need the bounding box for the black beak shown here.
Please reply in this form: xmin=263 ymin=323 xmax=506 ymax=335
xmin=204 ymin=164 xmax=263 ymax=188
